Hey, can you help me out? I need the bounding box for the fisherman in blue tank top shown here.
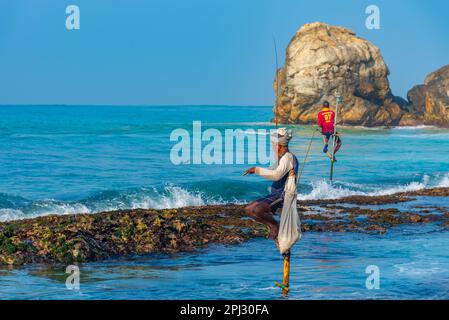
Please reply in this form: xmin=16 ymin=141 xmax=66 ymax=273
xmin=243 ymin=128 xmax=299 ymax=240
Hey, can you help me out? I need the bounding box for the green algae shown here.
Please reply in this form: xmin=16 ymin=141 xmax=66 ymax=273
xmin=1 ymin=188 xmax=449 ymax=266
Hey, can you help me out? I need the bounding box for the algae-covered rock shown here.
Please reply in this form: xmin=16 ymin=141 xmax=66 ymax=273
xmin=1 ymin=187 xmax=449 ymax=266
xmin=0 ymin=206 xmax=266 ymax=266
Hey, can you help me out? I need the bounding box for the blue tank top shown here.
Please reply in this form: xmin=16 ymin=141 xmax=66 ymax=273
xmin=270 ymin=152 xmax=299 ymax=196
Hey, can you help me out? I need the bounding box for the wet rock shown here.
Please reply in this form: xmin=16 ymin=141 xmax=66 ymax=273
xmin=398 ymin=113 xmax=424 ymax=126
xmin=365 ymin=225 xmax=387 ymax=233
xmin=407 ymin=188 xmax=449 ymax=197
xmin=1 ymin=187 xmax=449 ymax=266
xmin=302 ymin=194 xmax=412 ymax=206
xmin=0 ymin=206 xmax=266 ymax=266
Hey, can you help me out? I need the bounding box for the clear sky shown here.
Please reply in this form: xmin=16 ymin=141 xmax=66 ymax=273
xmin=0 ymin=0 xmax=448 ymax=106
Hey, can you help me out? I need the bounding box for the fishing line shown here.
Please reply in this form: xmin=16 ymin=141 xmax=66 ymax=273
xmin=296 ymin=129 xmax=317 ymax=188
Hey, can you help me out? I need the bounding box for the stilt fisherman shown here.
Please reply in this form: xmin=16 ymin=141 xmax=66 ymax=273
xmin=317 ymin=101 xmax=342 ymax=161
xmin=243 ymin=128 xmax=298 ymax=241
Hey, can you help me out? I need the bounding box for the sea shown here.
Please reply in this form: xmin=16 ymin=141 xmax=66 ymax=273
xmin=0 ymin=105 xmax=448 ymax=299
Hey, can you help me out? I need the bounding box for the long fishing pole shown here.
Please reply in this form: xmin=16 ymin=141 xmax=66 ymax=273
xmin=273 ymin=36 xmax=279 ymax=129
xmin=297 ymin=129 xmax=317 ymax=188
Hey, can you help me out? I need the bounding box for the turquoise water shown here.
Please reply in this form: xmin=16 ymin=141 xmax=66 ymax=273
xmin=1 ymin=105 xmax=448 ymax=220
xmin=0 ymin=105 xmax=449 ymax=299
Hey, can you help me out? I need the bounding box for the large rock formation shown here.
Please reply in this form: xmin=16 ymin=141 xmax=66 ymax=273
xmin=273 ymin=22 xmax=449 ymax=127
xmin=274 ymin=22 xmax=408 ymax=126
xmin=404 ymin=65 xmax=449 ymax=127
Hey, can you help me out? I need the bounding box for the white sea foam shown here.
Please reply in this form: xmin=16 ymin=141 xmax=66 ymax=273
xmin=2 ymin=174 xmax=448 ymax=222
xmin=128 ymin=185 xmax=211 ymax=209
xmin=0 ymin=209 xmax=27 ymax=222
xmin=0 ymin=185 xmax=233 ymax=222
xmin=394 ymin=262 xmax=443 ymax=276
xmin=298 ymin=173 xmax=449 ymax=201
xmin=0 ymin=202 xmax=91 ymax=222
xmin=392 ymin=125 xmax=439 ymax=130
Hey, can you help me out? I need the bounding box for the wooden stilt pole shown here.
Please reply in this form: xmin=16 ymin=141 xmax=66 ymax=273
xmin=275 ymin=250 xmax=291 ymax=295
xmin=330 ymin=94 xmax=342 ymax=182
xmin=273 ymin=130 xmax=315 ymax=295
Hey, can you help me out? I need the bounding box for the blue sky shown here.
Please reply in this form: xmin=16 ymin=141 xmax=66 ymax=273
xmin=0 ymin=0 xmax=448 ymax=105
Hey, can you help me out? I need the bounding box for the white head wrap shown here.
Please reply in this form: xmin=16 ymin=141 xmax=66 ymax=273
xmin=271 ymin=128 xmax=293 ymax=146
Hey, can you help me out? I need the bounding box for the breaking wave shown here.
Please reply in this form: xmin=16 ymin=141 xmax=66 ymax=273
xmin=1 ymin=173 xmax=448 ymax=222
xmin=297 ymin=173 xmax=449 ymax=201
xmin=0 ymin=185 xmax=237 ymax=222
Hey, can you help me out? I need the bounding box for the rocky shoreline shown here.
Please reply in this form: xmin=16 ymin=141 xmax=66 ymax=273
xmin=1 ymin=187 xmax=448 ymax=266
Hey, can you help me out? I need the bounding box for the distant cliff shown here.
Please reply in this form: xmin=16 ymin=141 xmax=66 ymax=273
xmin=273 ymin=22 xmax=449 ymax=127
xmin=404 ymin=65 xmax=449 ymax=127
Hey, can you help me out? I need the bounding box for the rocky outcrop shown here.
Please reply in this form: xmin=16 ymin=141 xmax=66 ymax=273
xmin=0 ymin=206 xmax=266 ymax=266
xmin=273 ymin=22 xmax=408 ymax=126
xmin=1 ymin=187 xmax=449 ymax=265
xmin=273 ymin=22 xmax=449 ymax=127
xmin=404 ymin=65 xmax=449 ymax=127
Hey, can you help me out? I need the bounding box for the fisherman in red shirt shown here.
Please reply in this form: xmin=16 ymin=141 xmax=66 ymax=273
xmin=317 ymin=101 xmax=342 ymax=161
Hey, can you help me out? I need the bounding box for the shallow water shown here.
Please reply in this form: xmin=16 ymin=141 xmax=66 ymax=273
xmin=1 ymin=222 xmax=448 ymax=300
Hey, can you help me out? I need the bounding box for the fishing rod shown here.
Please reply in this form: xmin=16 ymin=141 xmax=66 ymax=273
xmin=330 ymin=94 xmax=342 ymax=182
xmin=273 ymin=36 xmax=279 ymax=129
